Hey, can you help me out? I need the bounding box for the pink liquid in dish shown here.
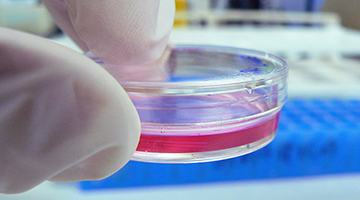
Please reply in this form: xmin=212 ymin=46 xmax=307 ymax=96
xmin=136 ymin=112 xmax=280 ymax=153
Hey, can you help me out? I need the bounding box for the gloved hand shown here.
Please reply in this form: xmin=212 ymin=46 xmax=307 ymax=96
xmin=0 ymin=0 xmax=174 ymax=194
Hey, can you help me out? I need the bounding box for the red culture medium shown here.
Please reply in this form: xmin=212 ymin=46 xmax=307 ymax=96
xmin=136 ymin=113 xmax=280 ymax=153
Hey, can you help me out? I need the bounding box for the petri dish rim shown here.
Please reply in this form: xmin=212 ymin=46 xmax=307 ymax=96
xmin=118 ymin=44 xmax=289 ymax=93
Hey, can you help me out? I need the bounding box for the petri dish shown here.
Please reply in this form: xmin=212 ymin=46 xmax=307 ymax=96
xmin=87 ymin=45 xmax=288 ymax=163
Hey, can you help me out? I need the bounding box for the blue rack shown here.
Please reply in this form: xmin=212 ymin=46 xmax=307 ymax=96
xmin=80 ymin=99 xmax=360 ymax=190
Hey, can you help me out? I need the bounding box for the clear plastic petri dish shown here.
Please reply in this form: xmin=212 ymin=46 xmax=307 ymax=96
xmin=87 ymin=45 xmax=288 ymax=163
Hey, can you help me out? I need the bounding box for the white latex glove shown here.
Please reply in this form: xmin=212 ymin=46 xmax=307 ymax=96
xmin=0 ymin=0 xmax=175 ymax=194
xmin=42 ymin=0 xmax=175 ymax=66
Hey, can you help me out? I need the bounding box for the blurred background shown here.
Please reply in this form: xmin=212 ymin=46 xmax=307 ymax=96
xmin=1 ymin=0 xmax=360 ymax=199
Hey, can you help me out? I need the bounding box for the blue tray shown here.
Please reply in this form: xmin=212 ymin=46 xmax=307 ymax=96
xmin=80 ymin=99 xmax=360 ymax=190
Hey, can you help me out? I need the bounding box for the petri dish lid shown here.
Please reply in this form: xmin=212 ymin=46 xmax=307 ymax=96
xmin=88 ymin=45 xmax=288 ymax=95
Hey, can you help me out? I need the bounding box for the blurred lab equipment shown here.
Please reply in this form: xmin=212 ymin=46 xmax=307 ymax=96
xmin=174 ymin=0 xmax=337 ymax=27
xmin=322 ymin=0 xmax=360 ymax=30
